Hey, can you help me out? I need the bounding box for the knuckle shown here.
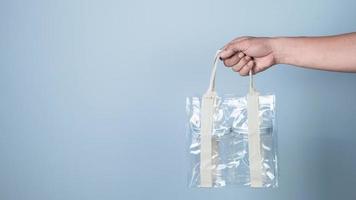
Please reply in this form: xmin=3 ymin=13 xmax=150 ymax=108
xmin=239 ymin=39 xmax=251 ymax=49
xmin=225 ymin=43 xmax=234 ymax=50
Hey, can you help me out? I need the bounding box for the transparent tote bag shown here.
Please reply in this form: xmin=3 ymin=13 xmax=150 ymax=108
xmin=186 ymin=50 xmax=278 ymax=188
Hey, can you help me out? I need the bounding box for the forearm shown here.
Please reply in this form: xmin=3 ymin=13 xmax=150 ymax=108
xmin=271 ymin=33 xmax=356 ymax=72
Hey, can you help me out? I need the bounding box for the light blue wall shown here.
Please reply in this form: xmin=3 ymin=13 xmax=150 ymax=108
xmin=1 ymin=0 xmax=356 ymax=199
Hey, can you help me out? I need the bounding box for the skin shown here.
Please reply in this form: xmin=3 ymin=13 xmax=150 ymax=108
xmin=219 ymin=32 xmax=356 ymax=76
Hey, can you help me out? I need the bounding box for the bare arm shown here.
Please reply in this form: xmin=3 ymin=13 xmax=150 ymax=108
xmin=219 ymin=32 xmax=356 ymax=75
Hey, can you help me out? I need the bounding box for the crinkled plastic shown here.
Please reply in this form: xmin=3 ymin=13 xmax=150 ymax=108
xmin=186 ymin=94 xmax=278 ymax=188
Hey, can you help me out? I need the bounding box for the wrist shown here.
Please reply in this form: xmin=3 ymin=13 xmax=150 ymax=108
xmin=269 ymin=37 xmax=289 ymax=65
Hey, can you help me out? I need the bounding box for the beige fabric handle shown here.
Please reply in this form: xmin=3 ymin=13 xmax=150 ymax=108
xmin=199 ymin=51 xmax=219 ymax=187
xmin=200 ymin=50 xmax=263 ymax=187
xmin=247 ymin=77 xmax=263 ymax=187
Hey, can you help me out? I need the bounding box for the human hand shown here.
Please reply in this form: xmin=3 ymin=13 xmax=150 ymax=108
xmin=219 ymin=37 xmax=277 ymax=76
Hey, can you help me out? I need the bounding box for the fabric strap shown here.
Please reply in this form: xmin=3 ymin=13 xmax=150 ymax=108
xmin=200 ymin=93 xmax=216 ymax=187
xmin=200 ymin=50 xmax=263 ymax=188
xmin=199 ymin=51 xmax=219 ymax=187
xmin=247 ymin=70 xmax=263 ymax=187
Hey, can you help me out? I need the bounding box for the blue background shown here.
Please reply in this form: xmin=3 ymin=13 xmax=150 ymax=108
xmin=1 ymin=0 xmax=356 ymax=199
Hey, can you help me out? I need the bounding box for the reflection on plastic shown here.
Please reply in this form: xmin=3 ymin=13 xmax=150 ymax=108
xmin=186 ymin=94 xmax=278 ymax=188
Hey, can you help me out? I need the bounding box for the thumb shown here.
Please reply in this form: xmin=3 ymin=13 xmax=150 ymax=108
xmin=219 ymin=39 xmax=250 ymax=59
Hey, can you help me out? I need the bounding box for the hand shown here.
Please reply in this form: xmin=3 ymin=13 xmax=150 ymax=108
xmin=219 ymin=37 xmax=277 ymax=76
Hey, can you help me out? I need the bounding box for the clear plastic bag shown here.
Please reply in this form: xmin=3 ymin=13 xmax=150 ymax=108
xmin=186 ymin=51 xmax=278 ymax=188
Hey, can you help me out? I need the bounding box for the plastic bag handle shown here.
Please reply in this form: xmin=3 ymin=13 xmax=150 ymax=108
xmin=206 ymin=50 xmax=255 ymax=95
